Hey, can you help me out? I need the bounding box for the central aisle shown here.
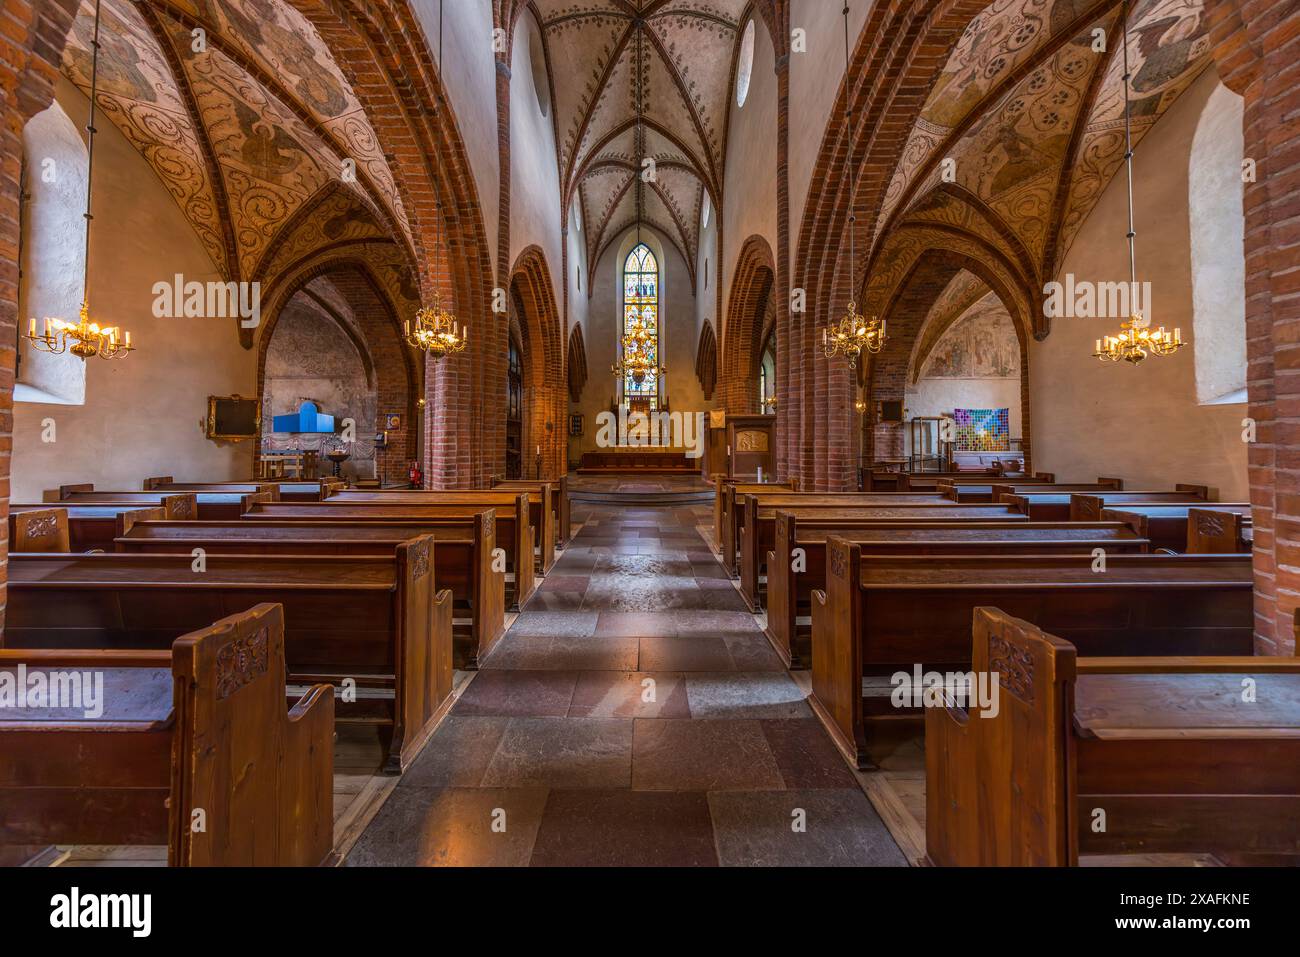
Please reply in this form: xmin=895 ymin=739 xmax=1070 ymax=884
xmin=347 ymin=500 xmax=907 ymax=866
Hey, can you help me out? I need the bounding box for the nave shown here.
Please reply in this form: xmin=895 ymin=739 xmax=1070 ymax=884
xmin=346 ymin=500 xmax=906 ymax=867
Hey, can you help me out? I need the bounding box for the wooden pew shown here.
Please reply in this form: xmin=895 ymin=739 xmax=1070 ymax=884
xmin=893 ymin=471 xmax=1055 ymax=492
xmin=11 ymin=503 xmax=176 ymax=551
xmin=114 ymin=516 xmax=505 ymax=667
xmin=244 ymin=497 xmax=536 ymax=610
xmin=1102 ymin=504 xmax=1253 ymax=553
xmin=5 ymin=547 xmax=453 ymax=775
xmin=940 ymin=478 xmax=1123 ymax=504
xmin=809 ymin=544 xmax=1254 ymax=768
xmin=739 ymin=499 xmax=1028 ymax=611
xmin=325 ymin=488 xmax=555 ymax=574
xmin=723 ymin=490 xmax=951 ymax=576
xmin=765 ymin=516 xmax=1151 ymax=667
xmin=0 ymin=603 xmax=335 ymax=865
xmin=46 ymin=487 xmax=272 ymax=520
xmin=1003 ymin=486 xmax=1209 ymax=521
xmin=145 ymin=476 xmax=343 ymax=502
xmin=494 ymin=476 xmax=569 ymax=548
xmin=926 ymin=607 xmax=1300 ymax=865
xmin=713 ymin=476 xmax=797 ymax=560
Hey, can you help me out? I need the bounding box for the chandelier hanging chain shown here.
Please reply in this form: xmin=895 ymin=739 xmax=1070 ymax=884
xmin=83 ymin=0 xmax=101 ymax=299
xmin=404 ymin=0 xmax=467 ymax=360
xmin=25 ymin=0 xmax=135 ymax=360
xmin=821 ymin=3 xmax=886 ymax=370
xmin=1092 ymin=0 xmax=1182 ymax=365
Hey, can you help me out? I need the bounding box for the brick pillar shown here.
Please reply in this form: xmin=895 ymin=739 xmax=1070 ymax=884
xmin=1207 ymin=0 xmax=1297 ymax=654
xmin=774 ymin=27 xmax=794 ymax=484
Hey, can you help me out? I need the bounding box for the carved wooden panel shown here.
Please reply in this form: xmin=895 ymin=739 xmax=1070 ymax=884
xmin=988 ymin=631 xmax=1034 ymax=704
xmin=215 ymin=626 xmax=270 ymax=699
xmin=735 ymin=430 xmax=769 ymax=453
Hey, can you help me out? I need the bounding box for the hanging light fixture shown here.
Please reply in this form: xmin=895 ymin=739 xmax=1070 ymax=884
xmin=822 ymin=2 xmax=884 ymax=371
xmin=26 ymin=0 xmax=135 ymax=361
xmin=406 ymin=0 xmax=467 ymax=360
xmin=612 ymin=18 xmax=664 ymax=386
xmin=1093 ymin=0 xmax=1182 ymax=365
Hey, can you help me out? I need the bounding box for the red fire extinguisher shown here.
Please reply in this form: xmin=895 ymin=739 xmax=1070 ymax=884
xmin=408 ymin=460 xmax=423 ymax=489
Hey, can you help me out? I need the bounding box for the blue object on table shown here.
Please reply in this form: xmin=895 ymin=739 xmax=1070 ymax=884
xmin=272 ymin=401 xmax=335 ymax=434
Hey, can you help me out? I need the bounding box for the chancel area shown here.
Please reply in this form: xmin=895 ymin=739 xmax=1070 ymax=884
xmin=0 ymin=0 xmax=1296 ymax=872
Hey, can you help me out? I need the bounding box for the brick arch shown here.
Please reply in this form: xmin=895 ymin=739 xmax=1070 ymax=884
xmin=509 ymin=245 xmax=566 ymax=480
xmin=862 ymin=239 xmax=1033 ymax=472
xmin=695 ymin=321 xmax=718 ymax=401
xmin=719 ymin=235 xmax=775 ymax=415
xmin=256 ymin=256 xmax=420 ymax=484
xmin=567 ymin=325 xmax=588 ymax=404
xmin=284 ymin=0 xmax=497 ymax=488
xmin=789 ymin=0 xmax=990 ymax=489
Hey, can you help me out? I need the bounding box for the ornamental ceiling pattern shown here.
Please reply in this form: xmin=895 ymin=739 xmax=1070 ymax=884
xmin=874 ymin=0 xmax=1211 ymax=287
xmin=535 ymin=0 xmax=749 ymax=279
xmin=61 ymin=0 xmax=409 ymax=282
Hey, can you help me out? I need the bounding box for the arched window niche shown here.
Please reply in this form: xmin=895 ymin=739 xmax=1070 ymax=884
xmin=620 ymin=239 xmax=662 ymax=412
xmin=1189 ymin=79 xmax=1247 ymax=406
xmin=17 ymin=96 xmax=88 ymax=405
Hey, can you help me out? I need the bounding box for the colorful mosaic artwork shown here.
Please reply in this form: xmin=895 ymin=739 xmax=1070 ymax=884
xmin=953 ymin=408 xmax=1010 ymax=452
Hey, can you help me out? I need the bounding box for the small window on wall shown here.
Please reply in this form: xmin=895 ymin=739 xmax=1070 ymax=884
xmin=1190 ymin=81 xmax=1247 ymax=405
xmin=735 ymin=21 xmax=755 ymax=107
xmin=529 ymin=23 xmax=550 ymax=117
xmin=17 ymin=99 xmax=88 ymax=406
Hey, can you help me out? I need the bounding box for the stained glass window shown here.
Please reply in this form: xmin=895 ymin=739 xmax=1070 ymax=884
xmin=622 ymin=243 xmax=659 ymax=406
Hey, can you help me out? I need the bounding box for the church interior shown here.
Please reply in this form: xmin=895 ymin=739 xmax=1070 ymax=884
xmin=1 ymin=0 xmax=1297 ymax=872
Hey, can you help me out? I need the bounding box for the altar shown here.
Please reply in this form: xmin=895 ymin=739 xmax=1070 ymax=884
xmin=578 ymin=447 xmax=695 ymax=473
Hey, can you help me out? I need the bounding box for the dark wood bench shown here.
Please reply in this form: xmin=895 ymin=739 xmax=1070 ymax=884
xmin=926 ymin=607 xmax=1300 ymax=865
xmin=0 ymin=603 xmax=335 ymax=865
xmin=494 ymin=476 xmax=569 ymax=547
xmin=46 ymin=486 xmax=272 ymax=520
xmin=1102 ymin=504 xmax=1253 ymax=552
xmin=765 ymin=516 xmax=1150 ymax=667
xmin=114 ymin=516 xmax=505 ymax=668
xmin=9 ymin=505 xmax=165 ymax=552
xmin=325 ymin=488 xmax=555 ymax=574
xmin=809 ymin=545 xmax=1254 ymax=768
xmin=722 ymin=490 xmax=951 ymax=575
xmin=738 ymin=498 xmax=1027 ymax=607
xmin=713 ymin=477 xmax=797 ymax=561
xmin=891 ymin=471 xmax=1054 ymax=492
xmin=145 ymin=476 xmax=343 ymax=502
xmin=940 ymin=478 xmax=1123 ymax=504
xmin=5 ymin=547 xmax=453 ymax=775
xmin=244 ymin=497 xmax=536 ymax=610
xmin=1003 ymin=486 xmax=1210 ymax=520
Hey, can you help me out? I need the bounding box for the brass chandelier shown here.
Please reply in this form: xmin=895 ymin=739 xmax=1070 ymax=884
xmin=407 ymin=0 xmax=466 ymax=361
xmin=1093 ymin=0 xmax=1183 ymax=366
xmin=822 ymin=1 xmax=884 ymax=371
xmin=612 ymin=320 xmax=663 ymax=385
xmin=404 ymin=293 xmax=467 ymax=359
xmin=26 ymin=0 xmax=135 ymax=362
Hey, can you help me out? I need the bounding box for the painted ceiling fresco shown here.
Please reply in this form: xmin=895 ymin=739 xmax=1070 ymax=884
xmin=61 ymin=0 xmax=408 ymax=281
xmin=877 ymin=0 xmax=1212 ymax=282
xmin=535 ymin=0 xmax=750 ymax=279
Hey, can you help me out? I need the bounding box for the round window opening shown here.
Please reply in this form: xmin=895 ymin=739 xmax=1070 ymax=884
xmin=735 ymin=21 xmax=756 ymax=107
